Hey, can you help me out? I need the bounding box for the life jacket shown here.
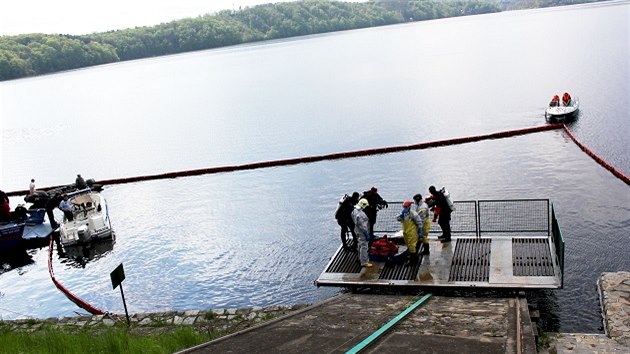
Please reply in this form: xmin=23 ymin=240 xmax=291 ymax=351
xmin=562 ymin=92 xmax=571 ymax=106
xmin=369 ymin=236 xmax=399 ymax=261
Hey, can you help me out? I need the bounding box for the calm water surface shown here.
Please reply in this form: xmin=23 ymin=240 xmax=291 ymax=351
xmin=1 ymin=2 xmax=629 ymax=333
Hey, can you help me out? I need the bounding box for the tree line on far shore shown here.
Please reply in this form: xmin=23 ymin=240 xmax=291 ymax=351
xmin=0 ymin=0 xmax=599 ymax=81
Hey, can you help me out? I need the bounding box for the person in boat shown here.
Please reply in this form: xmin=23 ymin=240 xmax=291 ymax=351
xmin=75 ymin=174 xmax=87 ymax=190
xmin=0 ymin=190 xmax=10 ymax=222
xmin=397 ymin=200 xmax=423 ymax=265
xmin=413 ymin=194 xmax=431 ymax=255
xmin=45 ymin=193 xmax=62 ymax=229
xmin=549 ymin=95 xmax=560 ymax=107
xmin=335 ymin=192 xmax=360 ymax=250
xmin=360 ymin=186 xmax=388 ymax=238
xmin=429 ymin=186 xmax=452 ymax=243
xmin=351 ymin=198 xmax=373 ymax=268
xmin=562 ymin=92 xmax=572 ymax=106
xmin=59 ymin=194 xmax=75 ymax=221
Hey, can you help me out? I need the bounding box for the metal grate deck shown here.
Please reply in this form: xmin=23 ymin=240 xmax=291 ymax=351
xmin=325 ymin=248 xmax=361 ymax=273
xmin=512 ymin=238 xmax=554 ymax=276
xmin=448 ymin=238 xmax=491 ymax=282
xmin=379 ymin=261 xmax=420 ymax=281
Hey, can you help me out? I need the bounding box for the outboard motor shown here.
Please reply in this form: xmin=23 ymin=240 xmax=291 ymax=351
xmin=77 ymin=224 xmax=91 ymax=242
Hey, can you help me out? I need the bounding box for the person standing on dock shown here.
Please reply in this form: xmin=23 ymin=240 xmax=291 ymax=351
xmin=413 ymin=194 xmax=431 ymax=255
xmin=75 ymin=174 xmax=87 ymax=190
xmin=397 ymin=200 xmax=422 ymax=265
xmin=351 ymin=198 xmax=372 ymax=268
xmin=429 ymin=186 xmax=452 ymax=243
xmin=361 ymin=186 xmax=388 ymax=238
xmin=335 ymin=192 xmax=360 ymax=250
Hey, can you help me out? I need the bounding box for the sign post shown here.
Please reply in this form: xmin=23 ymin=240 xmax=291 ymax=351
xmin=110 ymin=263 xmax=130 ymax=326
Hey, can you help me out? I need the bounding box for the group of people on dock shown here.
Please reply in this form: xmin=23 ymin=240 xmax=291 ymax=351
xmin=335 ymin=185 xmax=453 ymax=268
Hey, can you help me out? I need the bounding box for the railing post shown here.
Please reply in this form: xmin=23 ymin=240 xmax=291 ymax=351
xmin=476 ymin=200 xmax=480 ymax=238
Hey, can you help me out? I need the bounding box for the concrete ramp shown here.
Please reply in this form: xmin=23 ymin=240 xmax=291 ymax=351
xmin=178 ymin=293 xmax=536 ymax=354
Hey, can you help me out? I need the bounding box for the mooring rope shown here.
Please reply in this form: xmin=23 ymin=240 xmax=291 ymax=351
xmin=47 ymin=237 xmax=106 ymax=315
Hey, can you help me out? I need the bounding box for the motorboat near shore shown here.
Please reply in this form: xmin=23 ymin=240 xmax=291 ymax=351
xmin=546 ymin=92 xmax=579 ymax=121
xmin=59 ymin=189 xmax=114 ymax=246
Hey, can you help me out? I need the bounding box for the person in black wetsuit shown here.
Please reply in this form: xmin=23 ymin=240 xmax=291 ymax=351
xmin=429 ymin=185 xmax=452 ymax=243
xmin=335 ymin=192 xmax=360 ymax=249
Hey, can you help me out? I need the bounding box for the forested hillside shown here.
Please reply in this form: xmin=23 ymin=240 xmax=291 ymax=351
xmin=0 ymin=0 xmax=600 ymax=81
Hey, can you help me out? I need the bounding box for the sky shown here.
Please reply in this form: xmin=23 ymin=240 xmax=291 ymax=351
xmin=0 ymin=0 xmax=306 ymax=36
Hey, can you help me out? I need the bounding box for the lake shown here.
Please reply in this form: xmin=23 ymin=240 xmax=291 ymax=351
xmin=1 ymin=1 xmax=629 ymax=333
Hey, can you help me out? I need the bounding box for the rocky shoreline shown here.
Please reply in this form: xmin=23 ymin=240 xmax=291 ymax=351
xmin=0 ymin=304 xmax=310 ymax=336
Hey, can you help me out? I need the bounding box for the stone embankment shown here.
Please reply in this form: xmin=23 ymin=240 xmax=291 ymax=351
xmin=0 ymin=304 xmax=309 ymax=336
xmin=540 ymin=271 xmax=630 ymax=353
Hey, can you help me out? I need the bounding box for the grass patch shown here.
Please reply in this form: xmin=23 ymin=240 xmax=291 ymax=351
xmin=261 ymin=313 xmax=276 ymax=321
xmin=0 ymin=325 xmax=214 ymax=354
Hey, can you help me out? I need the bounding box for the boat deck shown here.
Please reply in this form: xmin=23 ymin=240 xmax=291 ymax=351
xmin=316 ymin=199 xmax=564 ymax=289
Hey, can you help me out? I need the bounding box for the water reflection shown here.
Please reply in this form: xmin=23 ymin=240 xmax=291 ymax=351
xmin=54 ymin=235 xmax=115 ymax=269
xmin=0 ymin=248 xmax=34 ymax=276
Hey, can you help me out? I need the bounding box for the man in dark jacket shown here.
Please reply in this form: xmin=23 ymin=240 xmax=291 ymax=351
xmin=45 ymin=193 xmax=62 ymax=229
xmin=429 ymin=185 xmax=452 ymax=243
xmin=335 ymin=192 xmax=360 ymax=249
xmin=361 ymin=186 xmax=388 ymax=238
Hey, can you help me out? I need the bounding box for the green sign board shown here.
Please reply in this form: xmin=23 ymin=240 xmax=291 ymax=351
xmin=110 ymin=263 xmax=126 ymax=290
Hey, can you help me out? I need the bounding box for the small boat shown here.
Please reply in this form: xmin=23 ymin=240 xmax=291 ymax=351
xmin=59 ymin=189 xmax=114 ymax=246
xmin=546 ymin=93 xmax=579 ymax=121
xmin=0 ymin=222 xmax=26 ymax=250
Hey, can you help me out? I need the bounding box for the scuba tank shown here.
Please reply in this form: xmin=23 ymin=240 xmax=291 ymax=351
xmin=440 ymin=187 xmax=455 ymax=211
xmin=334 ymin=194 xmax=349 ymax=218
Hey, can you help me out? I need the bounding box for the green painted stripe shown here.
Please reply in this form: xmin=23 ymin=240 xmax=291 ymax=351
xmin=345 ymin=293 xmax=432 ymax=354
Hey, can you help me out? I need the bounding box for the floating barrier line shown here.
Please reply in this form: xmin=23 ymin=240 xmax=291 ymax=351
xmin=563 ymin=124 xmax=630 ymax=185
xmin=345 ymin=293 xmax=432 ymax=354
xmin=6 ymin=124 xmax=564 ymax=196
xmin=47 ymin=237 xmax=106 ymax=315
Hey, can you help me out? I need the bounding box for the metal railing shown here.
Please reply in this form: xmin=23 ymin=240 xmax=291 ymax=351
xmin=551 ymin=203 xmax=565 ymax=288
xmin=373 ymin=199 xmax=552 ymax=237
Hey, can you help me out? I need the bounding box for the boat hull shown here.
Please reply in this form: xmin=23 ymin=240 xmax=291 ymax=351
xmin=0 ymin=223 xmax=26 ymax=250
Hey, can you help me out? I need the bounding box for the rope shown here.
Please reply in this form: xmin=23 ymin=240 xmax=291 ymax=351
xmin=47 ymin=237 xmax=106 ymax=315
xmin=563 ymin=124 xmax=630 ymax=185
xmin=345 ymin=293 xmax=432 ymax=353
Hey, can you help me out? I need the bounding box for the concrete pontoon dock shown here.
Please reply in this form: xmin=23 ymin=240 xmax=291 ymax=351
xmin=316 ymin=199 xmax=564 ymax=290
